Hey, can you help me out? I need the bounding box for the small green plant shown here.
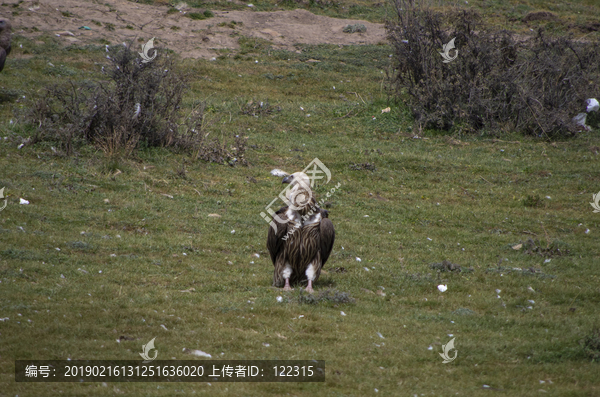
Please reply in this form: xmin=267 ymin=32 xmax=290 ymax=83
xmin=343 ymin=23 xmax=366 ymax=33
xmin=523 ymin=194 xmax=542 ymax=208
xmin=238 ymin=36 xmax=272 ymax=54
xmin=240 ymin=99 xmax=281 ymax=117
xmin=296 ymin=289 xmax=355 ymax=305
xmin=186 ymin=10 xmax=213 ymax=20
xmin=582 ymin=327 xmax=600 ymax=362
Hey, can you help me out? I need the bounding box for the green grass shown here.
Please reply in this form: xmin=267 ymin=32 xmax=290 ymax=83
xmin=1 ymin=21 xmax=600 ymax=397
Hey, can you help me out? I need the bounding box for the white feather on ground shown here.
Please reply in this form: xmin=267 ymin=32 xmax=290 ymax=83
xmin=270 ymin=169 xmax=289 ymax=177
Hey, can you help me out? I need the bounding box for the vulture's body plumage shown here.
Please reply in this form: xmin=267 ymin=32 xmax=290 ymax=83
xmin=267 ymin=172 xmax=335 ymax=293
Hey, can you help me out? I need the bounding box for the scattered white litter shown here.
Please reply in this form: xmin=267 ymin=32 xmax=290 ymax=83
xmin=528 ymin=286 xmax=535 ymax=293
xmin=448 ymin=334 xmax=453 ymax=337
xmin=585 ymin=229 xmax=590 ymax=234
xmin=544 ymin=259 xmax=551 ymax=263
xmin=276 ymin=296 xmax=283 ymax=303
xmin=586 ymin=98 xmax=599 ymax=112
xmin=495 ymin=289 xmax=501 ymax=294
xmin=20 ymin=198 xmax=30 ymax=205
xmin=340 ymin=311 xmax=346 ymax=316
xmin=160 ymin=324 xmax=168 ymax=331
xmin=528 ymin=300 xmax=535 ymax=304
xmin=253 ymin=253 xmax=260 ymax=258
xmin=437 ymin=285 xmax=447 ymax=292
xmin=427 ymin=237 xmax=432 ymax=241
xmin=363 ymin=267 xmax=370 ymax=271
xmin=483 ymin=385 xmax=491 ymax=389
xmin=364 ymin=215 xmax=369 ymax=217
xmin=356 ymin=257 xmax=362 ymax=262
xmin=0 ymin=318 xmax=9 ymax=322
xmin=298 ymin=315 xmax=304 ymax=318
xmin=231 ymin=230 xmax=235 ymax=234
xmin=376 ymin=332 xmax=384 ymax=339
xmin=262 ymin=343 xmax=270 ymax=347
xmin=545 ymin=196 xmax=551 ymax=199
xmin=184 ymin=349 xmax=212 ymax=358
xmin=427 ymin=346 xmax=433 ymax=350
xmin=60 ymin=274 xmax=65 ymax=279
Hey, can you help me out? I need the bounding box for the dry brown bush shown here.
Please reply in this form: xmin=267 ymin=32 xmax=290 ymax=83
xmin=24 ymin=44 xmax=246 ymax=165
xmin=386 ymin=0 xmax=600 ymax=137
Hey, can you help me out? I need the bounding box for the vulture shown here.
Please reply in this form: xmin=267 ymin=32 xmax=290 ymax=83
xmin=267 ymin=169 xmax=335 ymax=293
xmin=0 ymin=19 xmax=11 ymax=73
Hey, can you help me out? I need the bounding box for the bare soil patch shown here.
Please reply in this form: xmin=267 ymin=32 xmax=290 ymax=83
xmin=4 ymin=0 xmax=386 ymax=58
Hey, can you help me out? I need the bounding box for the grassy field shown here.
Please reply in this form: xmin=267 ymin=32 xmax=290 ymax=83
xmin=1 ymin=6 xmax=600 ymax=397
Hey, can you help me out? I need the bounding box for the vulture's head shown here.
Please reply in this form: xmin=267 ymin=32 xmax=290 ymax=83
xmin=271 ymin=169 xmax=313 ymax=210
xmin=282 ymin=172 xmax=311 ymax=188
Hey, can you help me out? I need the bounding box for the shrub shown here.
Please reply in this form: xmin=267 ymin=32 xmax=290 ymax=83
xmin=386 ymin=0 xmax=600 ymax=137
xmin=23 ymin=44 xmax=246 ymax=165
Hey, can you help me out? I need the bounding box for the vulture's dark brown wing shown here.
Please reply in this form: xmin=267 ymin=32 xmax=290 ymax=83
xmin=0 ymin=47 xmax=6 ymax=73
xmin=319 ymin=209 xmax=335 ymax=267
xmin=266 ymin=206 xmax=289 ymax=266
